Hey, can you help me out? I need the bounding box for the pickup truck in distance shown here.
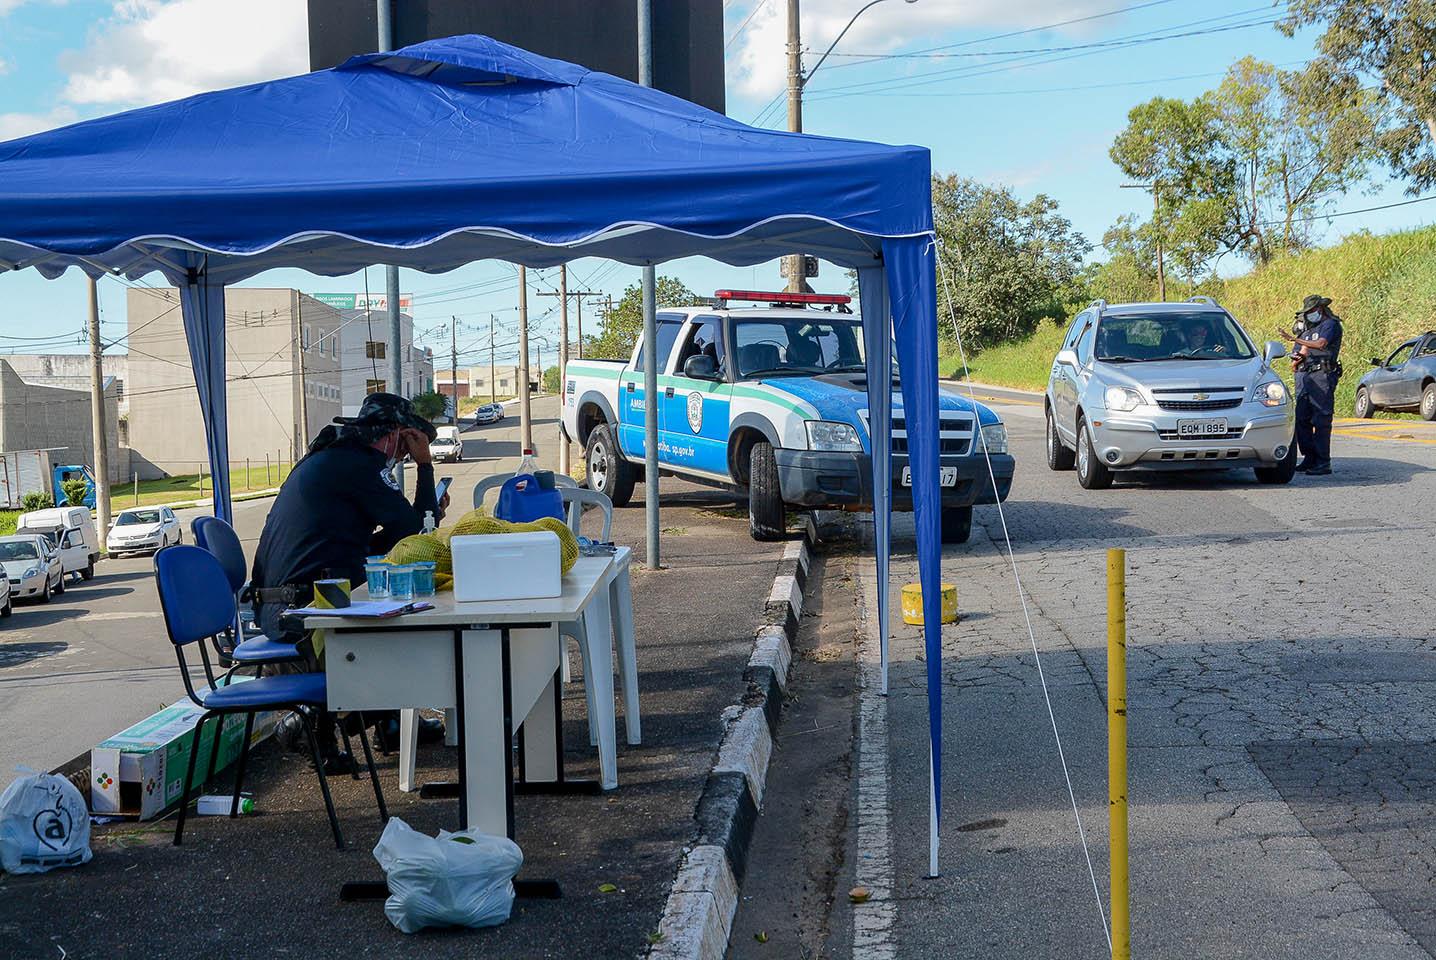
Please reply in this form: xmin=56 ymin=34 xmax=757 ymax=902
xmin=561 ymin=290 xmax=1015 ymax=542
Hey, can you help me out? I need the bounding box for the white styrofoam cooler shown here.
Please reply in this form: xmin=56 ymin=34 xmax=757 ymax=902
xmin=451 ymin=531 xmax=562 ymax=602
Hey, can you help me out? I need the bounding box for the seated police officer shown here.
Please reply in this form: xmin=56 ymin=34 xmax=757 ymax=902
xmin=251 ymin=392 xmax=449 ymax=761
xmin=1282 ymin=294 xmax=1343 ymax=476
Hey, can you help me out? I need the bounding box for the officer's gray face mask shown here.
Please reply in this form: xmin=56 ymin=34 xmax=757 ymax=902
xmin=1306 ymin=310 xmax=1322 ymax=323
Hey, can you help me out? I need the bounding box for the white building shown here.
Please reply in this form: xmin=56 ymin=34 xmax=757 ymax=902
xmin=333 ymin=308 xmax=434 ymax=417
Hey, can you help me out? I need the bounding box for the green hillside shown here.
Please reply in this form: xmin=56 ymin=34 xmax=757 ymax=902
xmin=950 ymin=225 xmax=1436 ymax=417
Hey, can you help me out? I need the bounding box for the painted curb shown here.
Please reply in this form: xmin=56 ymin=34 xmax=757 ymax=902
xmin=646 ymin=515 xmax=817 ymax=959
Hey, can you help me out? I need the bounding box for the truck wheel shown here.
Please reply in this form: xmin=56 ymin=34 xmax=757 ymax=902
xmin=1254 ymin=443 xmax=1297 ymax=485
xmin=585 ymin=423 xmax=635 ymax=507
xmin=1046 ymin=407 xmax=1075 ymax=471
xmin=1076 ymin=419 xmax=1114 ymax=490
xmin=748 ymin=441 xmax=787 ymax=541
xmin=941 ymin=506 xmax=973 ymax=544
xmin=82 ymin=559 xmax=95 ymax=581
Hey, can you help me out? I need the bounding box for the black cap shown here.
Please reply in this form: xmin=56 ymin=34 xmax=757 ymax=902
xmin=1301 ymin=294 xmax=1332 ymax=312
xmin=333 ymin=392 xmax=437 ymax=441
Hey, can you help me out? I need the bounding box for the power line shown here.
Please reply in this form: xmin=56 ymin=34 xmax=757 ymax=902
xmin=726 ymin=0 xmax=770 ymax=51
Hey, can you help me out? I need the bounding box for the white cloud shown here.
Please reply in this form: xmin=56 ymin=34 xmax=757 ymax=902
xmin=0 ymin=57 xmax=10 ymax=75
xmin=729 ymin=0 xmax=1121 ymax=102
xmin=60 ymin=0 xmax=308 ymax=107
xmin=0 ymin=105 xmax=77 ymax=140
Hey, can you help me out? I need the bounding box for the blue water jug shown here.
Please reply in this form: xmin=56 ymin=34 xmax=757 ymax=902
xmin=494 ymin=473 xmax=565 ymax=524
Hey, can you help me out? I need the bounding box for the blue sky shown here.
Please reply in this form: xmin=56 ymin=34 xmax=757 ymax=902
xmin=1 ymin=0 xmax=1432 ymax=368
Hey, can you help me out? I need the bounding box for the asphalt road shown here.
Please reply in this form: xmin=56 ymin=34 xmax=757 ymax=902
xmin=737 ymin=391 xmax=1436 ymax=959
xmin=0 ymin=396 xmax=543 ymax=789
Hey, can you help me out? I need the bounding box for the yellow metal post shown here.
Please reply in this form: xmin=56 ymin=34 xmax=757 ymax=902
xmin=1108 ymin=547 xmax=1130 ymax=959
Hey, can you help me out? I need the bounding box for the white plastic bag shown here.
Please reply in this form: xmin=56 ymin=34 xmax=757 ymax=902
xmin=0 ymin=772 xmax=92 ymax=875
xmin=372 ymin=816 xmax=523 ymax=933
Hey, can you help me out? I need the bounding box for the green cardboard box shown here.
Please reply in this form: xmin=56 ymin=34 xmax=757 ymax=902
xmin=90 ymin=682 xmax=277 ymax=820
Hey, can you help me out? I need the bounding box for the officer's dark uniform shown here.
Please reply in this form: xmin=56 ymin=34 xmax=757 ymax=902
xmin=1293 ymin=296 xmax=1343 ymax=474
xmin=251 ymin=395 xmax=439 ymax=652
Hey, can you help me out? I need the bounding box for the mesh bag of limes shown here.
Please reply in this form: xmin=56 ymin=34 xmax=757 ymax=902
xmin=382 ymin=508 xmax=579 ymax=593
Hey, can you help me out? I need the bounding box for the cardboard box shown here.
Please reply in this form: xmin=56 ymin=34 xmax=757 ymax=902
xmin=90 ymin=683 xmax=278 ymax=820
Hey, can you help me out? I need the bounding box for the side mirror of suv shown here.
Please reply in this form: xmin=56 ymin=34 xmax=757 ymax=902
xmin=684 ymin=355 xmax=721 ymax=381
xmin=1054 ymin=348 xmax=1079 ymax=369
xmin=1263 ymin=341 xmax=1287 ymax=362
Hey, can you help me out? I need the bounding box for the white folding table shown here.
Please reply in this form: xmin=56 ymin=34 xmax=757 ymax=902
xmin=309 ymin=554 xmax=620 ymax=844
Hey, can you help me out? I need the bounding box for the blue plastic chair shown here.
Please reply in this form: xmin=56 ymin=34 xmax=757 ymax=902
xmin=192 ymin=516 xmax=304 ymax=671
xmin=154 ymin=545 xmax=387 ymax=848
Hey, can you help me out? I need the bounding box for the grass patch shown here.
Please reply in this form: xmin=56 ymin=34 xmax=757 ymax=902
xmin=109 ymin=465 xmax=293 ymax=509
xmin=944 ymin=225 xmax=1436 ymax=415
xmin=0 ymin=510 xmax=16 ymax=536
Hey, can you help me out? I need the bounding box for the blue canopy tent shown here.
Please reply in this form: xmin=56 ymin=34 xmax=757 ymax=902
xmin=0 ymin=34 xmax=948 ymax=872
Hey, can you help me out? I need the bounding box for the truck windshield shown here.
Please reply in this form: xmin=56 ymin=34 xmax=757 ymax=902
xmin=1095 ymin=312 xmax=1255 ymax=362
xmin=0 ymin=542 xmax=39 ymax=561
xmin=734 ymin=317 xmax=866 ymax=378
xmin=117 ymin=510 xmax=161 ymax=525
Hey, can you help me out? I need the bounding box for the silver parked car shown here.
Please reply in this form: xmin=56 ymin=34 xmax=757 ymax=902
xmin=1045 ymin=298 xmax=1297 ymax=489
xmin=0 ymin=534 xmax=65 ymax=603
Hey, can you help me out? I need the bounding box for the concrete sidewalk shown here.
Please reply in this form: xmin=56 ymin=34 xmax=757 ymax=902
xmin=0 ymin=481 xmax=792 ymax=960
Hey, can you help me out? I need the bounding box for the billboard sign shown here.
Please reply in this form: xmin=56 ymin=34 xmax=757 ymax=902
xmin=311 ymin=293 xmax=413 ymax=310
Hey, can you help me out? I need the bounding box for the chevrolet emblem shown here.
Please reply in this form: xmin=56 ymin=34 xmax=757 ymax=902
xmin=1192 ymin=392 xmax=1209 ymax=401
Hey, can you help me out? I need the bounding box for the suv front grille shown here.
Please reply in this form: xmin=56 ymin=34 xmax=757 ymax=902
xmin=1157 ymin=427 xmax=1246 ymax=440
xmin=1155 ymin=397 xmax=1242 ymax=411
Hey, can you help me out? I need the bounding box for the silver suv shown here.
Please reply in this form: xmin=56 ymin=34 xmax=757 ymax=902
xmin=1044 ymin=298 xmax=1297 ymax=489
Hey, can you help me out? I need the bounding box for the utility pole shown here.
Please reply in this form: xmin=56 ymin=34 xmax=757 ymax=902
xmin=638 ymin=0 xmax=660 ymax=570
xmin=295 ymin=293 xmax=310 ymax=450
xmin=450 ymin=315 xmax=459 ymax=423
xmin=1121 ymin=181 xmax=1167 ymax=302
xmin=558 ymin=266 xmax=569 ymax=472
xmin=517 ymin=266 xmax=534 ymax=454
xmin=489 ymin=315 xmax=497 ymax=404
xmin=377 ymin=0 xmax=405 ymax=486
xmin=87 ymin=277 xmax=111 ymax=537
xmin=783 ymin=0 xmax=811 ymax=294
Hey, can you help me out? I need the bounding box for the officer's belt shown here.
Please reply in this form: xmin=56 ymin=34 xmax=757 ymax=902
xmin=253 ymin=584 xmax=314 ymax=606
xmin=1303 ymin=359 xmax=1338 ymax=372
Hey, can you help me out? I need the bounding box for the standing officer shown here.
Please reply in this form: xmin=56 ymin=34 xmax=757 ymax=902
xmin=1283 ymin=294 xmax=1343 ymax=476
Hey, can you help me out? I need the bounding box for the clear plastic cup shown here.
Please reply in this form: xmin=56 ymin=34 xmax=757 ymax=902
xmin=388 ymin=563 xmax=415 ymax=601
xmin=364 ymin=561 xmax=390 ymax=599
xmin=412 ymin=561 xmax=437 ymax=598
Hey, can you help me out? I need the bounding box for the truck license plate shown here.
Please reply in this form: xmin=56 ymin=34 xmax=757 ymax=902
xmin=901 ymin=466 xmax=959 ymax=487
xmin=1177 ymin=418 xmax=1228 ymax=437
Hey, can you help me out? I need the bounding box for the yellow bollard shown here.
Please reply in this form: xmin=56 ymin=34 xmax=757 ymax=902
xmin=1108 ymin=548 xmax=1130 ymax=960
xmin=900 ymin=582 xmax=958 ymax=625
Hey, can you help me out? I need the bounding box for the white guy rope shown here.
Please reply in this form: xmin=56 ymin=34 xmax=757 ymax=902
xmin=933 ymin=247 xmax=1113 ymax=952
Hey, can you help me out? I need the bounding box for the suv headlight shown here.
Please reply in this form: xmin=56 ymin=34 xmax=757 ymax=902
xmin=978 ymin=422 xmax=1008 ymax=455
xmin=805 ymin=420 xmax=863 ymax=452
xmin=1253 ymin=380 xmax=1288 ymax=407
xmin=1104 ymin=386 xmax=1143 ymax=413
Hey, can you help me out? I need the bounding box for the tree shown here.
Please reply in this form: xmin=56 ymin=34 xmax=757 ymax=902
xmin=410 ymin=390 xmax=448 ymax=422
xmin=584 ymin=276 xmax=697 ymax=359
xmin=1110 ymin=59 xmax=1381 ymax=275
xmin=1282 ymin=0 xmax=1436 ymax=192
xmin=1209 ymin=57 xmax=1381 ymax=262
xmin=933 ymin=175 xmax=1090 ymax=350
xmin=543 ymin=365 xmax=561 ymax=394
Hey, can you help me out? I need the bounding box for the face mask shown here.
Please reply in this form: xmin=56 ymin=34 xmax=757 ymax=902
xmin=1306 ymin=310 xmax=1322 ymax=323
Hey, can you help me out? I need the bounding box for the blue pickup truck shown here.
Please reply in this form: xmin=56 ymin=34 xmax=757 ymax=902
xmin=561 ymin=290 xmax=1015 ymax=542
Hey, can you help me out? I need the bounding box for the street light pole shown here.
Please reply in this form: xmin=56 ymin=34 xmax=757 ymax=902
xmin=638 ymin=0 xmax=661 ymax=570
xmin=518 ymin=266 xmax=533 ymax=454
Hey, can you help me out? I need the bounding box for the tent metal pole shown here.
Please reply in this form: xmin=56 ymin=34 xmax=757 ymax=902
xmin=376 ymin=0 xmax=404 ymax=487
xmin=637 ymin=0 xmax=660 ymax=570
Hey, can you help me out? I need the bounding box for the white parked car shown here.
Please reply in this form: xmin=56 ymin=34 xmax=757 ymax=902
xmin=1045 ymin=297 xmax=1296 ymax=489
xmin=106 ymin=507 xmax=183 ymax=556
xmin=0 ymin=534 xmax=65 ymax=602
xmin=430 ymin=424 xmax=464 ymax=462
xmin=16 ymin=505 xmax=101 ymax=581
xmin=0 ymin=570 xmax=11 ymax=619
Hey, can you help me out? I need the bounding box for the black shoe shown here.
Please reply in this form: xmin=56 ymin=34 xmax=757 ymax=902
xmin=274 ymin=711 xmax=307 ymax=753
xmin=1295 ymin=459 xmax=1315 ymax=472
xmin=1306 ymin=463 xmax=1332 ymax=476
xmin=373 ymin=716 xmax=446 ymax=752
xmin=318 ymin=750 xmax=357 ymax=777
xmin=418 ymin=717 xmax=446 ymax=745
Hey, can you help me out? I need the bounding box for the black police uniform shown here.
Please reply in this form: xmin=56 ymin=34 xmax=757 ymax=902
xmin=1294 ymin=312 xmax=1343 ymax=470
xmin=252 ymin=441 xmax=438 ymax=646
